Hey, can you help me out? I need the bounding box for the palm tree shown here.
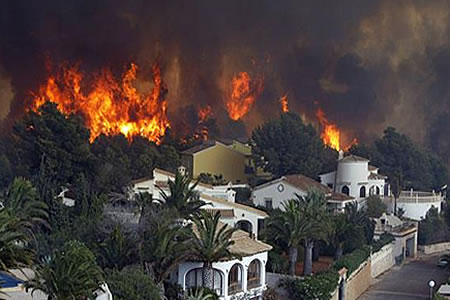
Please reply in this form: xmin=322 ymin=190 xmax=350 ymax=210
xmin=139 ymin=218 xmax=191 ymax=298
xmin=296 ymin=190 xmax=329 ymax=276
xmin=97 ymin=225 xmax=137 ymax=270
xmin=158 ymin=171 xmax=205 ymax=219
xmin=185 ymin=288 xmax=216 ymax=300
xmin=0 ymin=209 xmax=34 ymax=272
xmin=266 ymin=199 xmax=309 ymax=276
xmin=2 ymin=177 xmax=48 ymax=237
xmin=326 ymin=213 xmax=353 ymax=259
xmin=345 ymin=203 xmax=375 ymax=247
xmin=190 ymin=210 xmax=239 ymax=289
xmin=25 ymin=240 xmax=103 ymax=300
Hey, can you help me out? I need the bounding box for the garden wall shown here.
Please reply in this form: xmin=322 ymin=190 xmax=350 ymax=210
xmin=370 ymin=243 xmax=394 ymax=278
xmin=420 ymin=242 xmax=450 ymax=255
xmin=345 ymin=260 xmax=371 ymax=300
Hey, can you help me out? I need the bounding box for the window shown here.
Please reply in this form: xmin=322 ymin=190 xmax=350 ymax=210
xmin=264 ymin=198 xmax=273 ymax=209
xmin=247 ymin=260 xmax=261 ymax=289
xmin=327 ymin=183 xmax=333 ymax=188
xmin=341 ymin=186 xmax=349 ymax=196
xmin=360 ymin=186 xmax=366 ymax=198
xmin=186 ymin=268 xmax=223 ymax=296
xmin=228 ymin=264 xmax=243 ymax=295
xmin=376 ymin=186 xmax=380 ymax=195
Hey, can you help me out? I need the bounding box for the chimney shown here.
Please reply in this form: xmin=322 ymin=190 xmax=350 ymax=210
xmin=178 ymin=165 xmax=187 ymax=176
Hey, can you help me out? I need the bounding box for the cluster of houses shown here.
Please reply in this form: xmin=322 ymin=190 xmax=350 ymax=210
xmin=49 ymin=139 xmax=445 ymax=300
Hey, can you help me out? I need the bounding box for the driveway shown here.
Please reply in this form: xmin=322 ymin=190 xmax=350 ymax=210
xmin=359 ymin=255 xmax=450 ymax=300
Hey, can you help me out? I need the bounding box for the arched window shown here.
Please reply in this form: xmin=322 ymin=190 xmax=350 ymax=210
xmin=236 ymin=220 xmax=253 ymax=236
xmin=247 ymin=260 xmax=261 ymax=289
xmin=369 ymin=186 xmax=375 ymax=196
xmin=341 ymin=186 xmax=350 ymax=196
xmin=360 ymin=186 xmax=366 ymax=198
xmin=186 ymin=268 xmax=223 ymax=296
xmin=376 ymin=186 xmax=380 ymax=195
xmin=228 ymin=264 xmax=243 ymax=295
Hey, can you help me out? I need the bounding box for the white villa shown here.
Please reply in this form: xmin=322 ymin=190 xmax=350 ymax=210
xmin=252 ymin=173 xmax=355 ymax=212
xmin=319 ymin=153 xmax=388 ymax=208
xmin=128 ymin=167 xmax=272 ymax=299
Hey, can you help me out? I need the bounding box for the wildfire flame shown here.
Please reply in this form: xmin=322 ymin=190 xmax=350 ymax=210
xmin=280 ymin=94 xmax=289 ymax=113
xmin=30 ymin=63 xmax=170 ymax=144
xmin=226 ymin=72 xmax=263 ymax=121
xmin=316 ymin=108 xmax=341 ymax=151
xmin=197 ymin=105 xmax=213 ymax=140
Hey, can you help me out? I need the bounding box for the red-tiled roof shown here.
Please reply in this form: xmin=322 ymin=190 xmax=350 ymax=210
xmin=283 ymin=174 xmax=331 ymax=194
xmin=327 ymin=192 xmax=354 ymax=202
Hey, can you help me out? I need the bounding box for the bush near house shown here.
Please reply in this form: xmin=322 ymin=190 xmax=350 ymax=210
xmin=281 ymin=269 xmax=339 ymax=300
xmin=371 ymin=233 xmax=394 ymax=253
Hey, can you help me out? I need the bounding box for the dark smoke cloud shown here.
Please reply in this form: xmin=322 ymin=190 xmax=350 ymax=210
xmin=1 ymin=0 xmax=449 ymax=161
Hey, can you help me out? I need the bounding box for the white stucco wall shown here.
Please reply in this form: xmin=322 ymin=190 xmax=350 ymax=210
xmin=177 ymin=252 xmax=268 ymax=300
xmin=397 ymin=202 xmax=441 ymax=221
xmin=371 ymin=243 xmax=394 ymax=278
xmin=252 ymin=180 xmax=306 ymax=210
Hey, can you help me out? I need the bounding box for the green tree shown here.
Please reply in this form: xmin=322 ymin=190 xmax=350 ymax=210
xmin=98 ymin=225 xmax=137 ymax=271
xmin=25 ymin=240 xmax=103 ymax=299
xmin=12 ymin=102 xmax=93 ymax=187
xmin=190 ymin=211 xmax=238 ymax=289
xmin=2 ymin=177 xmax=48 ymax=238
xmin=326 ymin=213 xmax=352 ymax=259
xmin=418 ymin=206 xmax=445 ymax=245
xmin=251 ymin=113 xmax=327 ymax=178
xmin=0 ymin=209 xmax=34 ymax=271
xmin=158 ymin=171 xmax=205 ymax=219
xmin=266 ymin=199 xmax=308 ymax=276
xmin=366 ymin=195 xmax=387 ymax=218
xmin=296 ymin=190 xmax=329 ymax=276
xmin=343 ymin=203 xmax=374 ymax=252
xmin=106 ymin=266 xmax=161 ymax=300
xmin=197 ymin=173 xmax=227 ymax=186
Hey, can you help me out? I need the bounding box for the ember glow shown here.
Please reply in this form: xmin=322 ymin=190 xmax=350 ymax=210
xmin=30 ymin=63 xmax=170 ymax=144
xmin=280 ymin=94 xmax=289 ymax=113
xmin=225 ymin=72 xmax=264 ymax=121
xmin=316 ymin=108 xmax=341 ymax=151
xmin=198 ymin=105 xmax=213 ymax=123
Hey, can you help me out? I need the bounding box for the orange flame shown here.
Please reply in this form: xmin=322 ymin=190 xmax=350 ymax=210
xmin=316 ymin=108 xmax=341 ymax=151
xmin=226 ymin=72 xmax=263 ymax=121
xmin=280 ymin=94 xmax=289 ymax=113
xmin=198 ymin=105 xmax=213 ymax=123
xmin=30 ymin=63 xmax=170 ymax=144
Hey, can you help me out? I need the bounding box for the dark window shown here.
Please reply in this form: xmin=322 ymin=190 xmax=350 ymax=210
xmin=376 ymin=186 xmax=380 ymax=195
xmin=247 ymin=260 xmax=261 ymax=289
xmin=264 ymin=198 xmax=273 ymax=209
xmin=186 ymin=268 xmax=223 ymax=296
xmin=327 ymin=183 xmax=333 ymax=188
xmin=341 ymin=186 xmax=349 ymax=196
xmin=360 ymin=186 xmax=366 ymax=198
xmin=228 ymin=264 xmax=243 ymax=295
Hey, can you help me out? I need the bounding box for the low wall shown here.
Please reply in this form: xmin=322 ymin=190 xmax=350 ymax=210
xmin=345 ymin=261 xmax=371 ymax=300
xmin=371 ymin=243 xmax=395 ymax=278
xmin=420 ymin=242 xmax=450 ymax=255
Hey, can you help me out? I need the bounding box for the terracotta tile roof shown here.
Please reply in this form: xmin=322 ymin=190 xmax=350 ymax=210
xmin=368 ymin=172 xmax=387 ymax=180
xmin=130 ymin=176 xmax=152 ymax=185
xmin=191 ymin=222 xmax=272 ymax=259
xmin=339 ymin=155 xmax=369 ymax=163
xmin=283 ymin=174 xmax=331 ymax=194
xmin=181 ymin=140 xmax=220 ymax=154
xmin=204 ymin=208 xmax=235 ymax=218
xmin=327 ymin=192 xmax=354 ymax=202
xmin=200 ymin=193 xmax=268 ymax=218
xmin=368 ymin=165 xmax=378 ymax=171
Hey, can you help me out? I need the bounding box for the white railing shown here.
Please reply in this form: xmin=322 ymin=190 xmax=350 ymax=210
xmin=396 ymin=189 xmax=443 ymax=204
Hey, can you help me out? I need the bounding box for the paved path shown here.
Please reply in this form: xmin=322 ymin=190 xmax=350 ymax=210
xmin=359 ymin=255 xmax=450 ymax=300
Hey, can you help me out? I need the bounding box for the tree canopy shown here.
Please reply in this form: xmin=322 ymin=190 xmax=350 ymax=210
xmin=251 ymin=113 xmax=334 ymax=178
xmin=350 ymin=127 xmax=448 ymax=191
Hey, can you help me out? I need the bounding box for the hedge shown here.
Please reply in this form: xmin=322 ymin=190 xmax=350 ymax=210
xmin=332 ymin=246 xmax=370 ymax=275
xmin=371 ymin=233 xmax=394 ymax=253
xmin=281 ymin=269 xmax=339 ymax=300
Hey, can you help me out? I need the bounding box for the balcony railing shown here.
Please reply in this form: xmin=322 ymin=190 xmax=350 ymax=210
xmin=247 ymin=277 xmax=261 ymax=289
xmin=228 ymin=281 xmax=242 ymax=295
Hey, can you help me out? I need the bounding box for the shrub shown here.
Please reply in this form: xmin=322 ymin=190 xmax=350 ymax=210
xmin=332 ymin=246 xmax=370 ymax=275
xmin=371 ymin=233 xmax=394 ymax=253
xmin=281 ymin=270 xmax=339 ymax=300
xmin=106 ymin=266 xmax=161 ymax=300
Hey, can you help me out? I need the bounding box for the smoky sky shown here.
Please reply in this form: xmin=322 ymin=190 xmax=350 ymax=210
xmin=1 ymin=0 xmax=450 ymax=163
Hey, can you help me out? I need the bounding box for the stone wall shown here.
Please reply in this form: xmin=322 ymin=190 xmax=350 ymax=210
xmin=345 ymin=261 xmax=372 ymax=300
xmin=371 ymin=243 xmax=395 ymax=278
xmin=420 ymin=242 xmax=450 ymax=255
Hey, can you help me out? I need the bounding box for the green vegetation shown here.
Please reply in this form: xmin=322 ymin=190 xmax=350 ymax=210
xmin=350 ymin=127 xmax=448 ymax=191
xmin=365 ymin=195 xmax=387 ymax=218
xmin=251 ymin=112 xmax=336 ymax=178
xmin=282 ymin=269 xmax=339 ymax=300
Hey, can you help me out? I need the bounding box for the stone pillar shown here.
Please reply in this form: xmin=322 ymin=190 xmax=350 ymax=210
xmin=242 ymin=264 xmax=248 ymax=292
